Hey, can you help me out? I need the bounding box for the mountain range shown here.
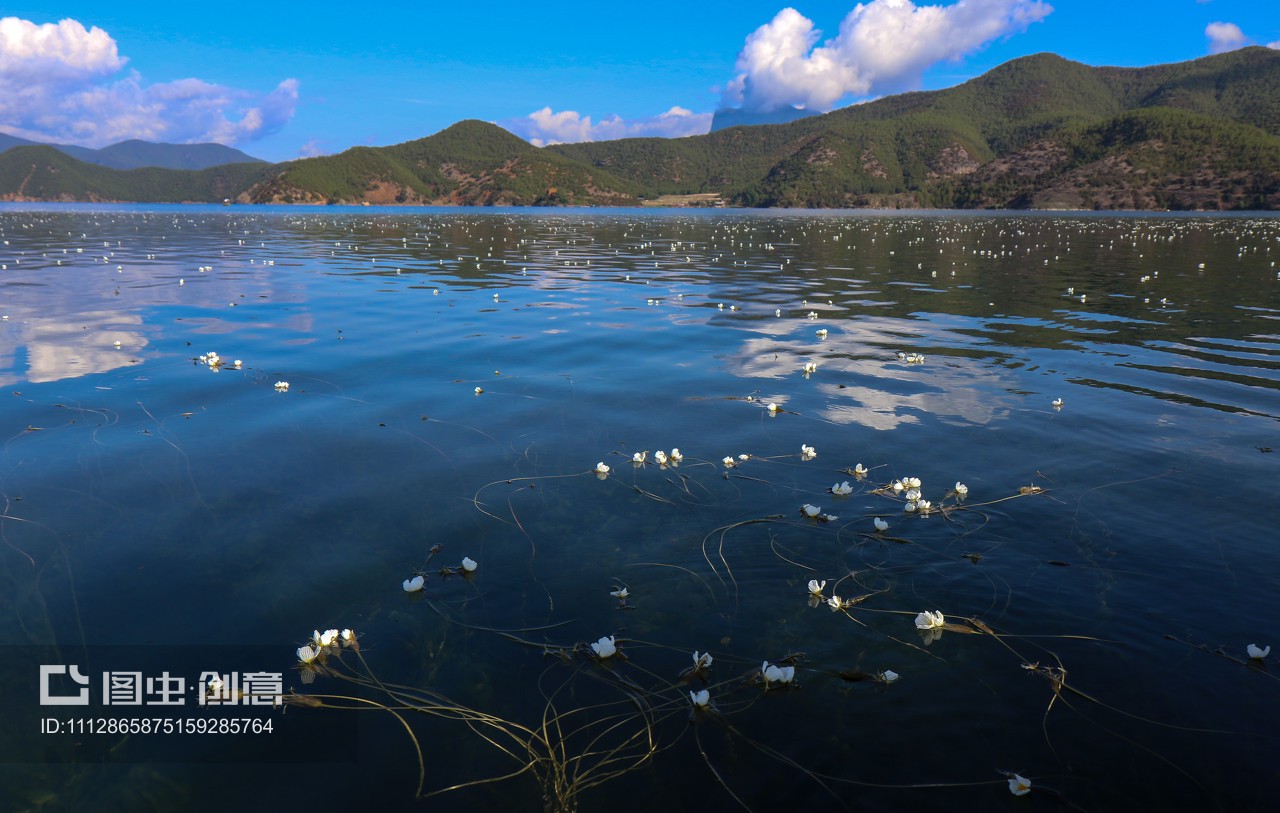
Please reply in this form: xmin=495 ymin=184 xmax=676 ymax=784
xmin=3 ymin=47 xmax=1279 ymax=210
xmin=0 ymin=134 xmax=265 ymax=171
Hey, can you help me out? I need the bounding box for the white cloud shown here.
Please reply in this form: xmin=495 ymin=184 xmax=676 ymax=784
xmin=1205 ymin=21 xmax=1247 ymax=54
xmin=1270 ymin=41 xmax=1280 ymax=50
xmin=503 ymin=105 xmax=713 ymax=146
xmin=0 ymin=16 xmax=297 ymax=147
xmin=723 ymin=0 xmax=1053 ymax=113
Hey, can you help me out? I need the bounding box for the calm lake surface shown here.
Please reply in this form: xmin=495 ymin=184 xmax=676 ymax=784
xmin=0 ymin=205 xmax=1277 ymax=812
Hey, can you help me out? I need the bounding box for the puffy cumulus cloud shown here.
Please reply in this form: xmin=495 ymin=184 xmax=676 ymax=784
xmin=723 ymin=0 xmax=1053 ymax=113
xmin=0 ymin=16 xmax=297 ymax=147
xmin=1205 ymin=22 xmax=1247 ymax=54
xmin=502 ymin=106 xmax=713 ymax=146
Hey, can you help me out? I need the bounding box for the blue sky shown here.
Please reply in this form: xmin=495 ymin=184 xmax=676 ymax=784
xmin=2 ymin=1 xmax=1277 ymax=162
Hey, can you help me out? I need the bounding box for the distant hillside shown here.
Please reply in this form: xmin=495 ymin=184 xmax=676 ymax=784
xmin=2 ymin=47 xmax=1279 ymax=209
xmin=0 ymin=145 xmax=274 ymax=203
xmin=0 ymin=133 xmax=265 ymax=170
xmin=245 ymin=120 xmax=642 ymax=205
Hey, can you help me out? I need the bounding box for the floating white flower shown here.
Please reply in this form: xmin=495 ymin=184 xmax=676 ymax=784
xmin=906 ymin=477 xmax=922 ymax=489
xmin=207 ymin=676 xmax=225 ymax=694
xmin=802 ymin=503 xmax=822 ymax=518
xmin=232 ymin=360 xmax=243 ymax=369
xmin=905 ymin=488 xmax=921 ymax=502
xmin=609 ymin=586 xmax=629 ymax=599
xmin=669 ymin=448 xmax=683 ymax=462
xmin=402 ymin=575 xmax=425 ymax=592
xmin=633 ymin=451 xmax=647 ymax=464
xmin=892 ymin=480 xmax=904 ymax=493
xmin=761 ymin=661 xmax=796 ymax=685
xmin=815 ymin=328 xmax=828 ymax=338
xmin=1247 ymin=644 xmax=1271 ymax=659
xmin=461 ymin=556 xmax=478 ymax=573
xmin=903 ymin=501 xmax=917 ymax=513
xmin=853 ymin=463 xmax=868 ymax=476
xmin=807 ymin=311 xmax=818 ymax=319
xmin=800 ymin=444 xmax=816 ymax=460
xmin=474 ymin=386 xmax=484 ymax=395
xmin=917 ymin=499 xmax=932 ymax=513
xmin=803 ymin=361 xmax=817 ymax=374
xmin=954 ymin=482 xmax=969 ymax=497
xmin=722 ymin=456 xmax=736 ymax=468
xmin=767 ymin=402 xmax=779 ymax=413
xmin=692 ymin=651 xmax=713 ymax=670
xmin=654 ymin=450 xmax=668 ymax=466
xmin=914 ymin=610 xmax=945 ymax=629
xmin=738 ymin=453 xmax=749 ymax=461
xmin=1008 ymin=774 xmax=1032 ymax=796
xmin=827 ymin=594 xmax=843 ymax=610
xmin=314 ymin=628 xmax=338 ymax=648
xmin=341 ymin=628 xmax=355 ymax=645
xmin=590 ymin=635 xmax=617 ymax=658
xmin=1052 ymin=397 xmax=1063 ymax=408
xmin=595 ymin=462 xmax=610 ymax=475
xmin=807 ymin=579 xmax=826 ymax=596
xmin=880 ymin=669 xmax=899 ymax=683
xmin=690 ymin=689 xmax=710 ymax=708
xmin=296 ymin=645 xmax=319 ymax=664
xmin=274 ymin=381 xmax=289 ymax=391
xmin=874 ymin=517 xmax=889 ymax=531
xmin=831 ymin=481 xmax=853 ymax=496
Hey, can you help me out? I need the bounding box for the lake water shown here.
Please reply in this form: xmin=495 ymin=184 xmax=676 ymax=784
xmin=0 ymin=205 xmax=1276 ymax=812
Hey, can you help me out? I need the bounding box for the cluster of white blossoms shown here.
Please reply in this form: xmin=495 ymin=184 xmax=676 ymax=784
xmin=830 ymin=481 xmax=853 ymax=496
xmin=800 ymin=444 xmax=817 ymax=461
xmin=892 ymin=476 xmax=932 ymax=514
xmin=274 ymin=381 xmax=289 ymax=391
xmin=722 ymin=453 xmax=750 ymax=468
xmin=802 ymin=361 xmax=817 ymax=374
xmin=296 ymin=627 xmax=357 ymax=664
xmin=896 ymin=351 xmax=926 ymax=364
xmin=196 ymin=351 xmax=243 ymax=371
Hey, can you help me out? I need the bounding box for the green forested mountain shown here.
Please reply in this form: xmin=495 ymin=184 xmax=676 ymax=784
xmin=4 ymin=47 xmax=1280 ymax=210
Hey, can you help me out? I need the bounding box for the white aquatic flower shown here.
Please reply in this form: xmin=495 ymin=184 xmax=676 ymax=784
xmin=906 ymin=477 xmax=922 ymax=489
xmin=669 ymin=448 xmax=683 ymax=462
xmin=827 ymin=594 xmax=843 ymax=610
xmin=1052 ymin=397 xmax=1063 ymax=408
xmin=881 ymin=669 xmax=899 ymax=683
xmin=633 ymin=450 xmax=647 ymax=463
xmin=761 ymin=661 xmax=795 ymax=685
xmin=954 ymin=482 xmax=969 ymax=497
xmin=853 ymin=463 xmax=868 ymax=476
xmin=341 ymin=628 xmax=355 ymax=644
xmin=807 ymin=311 xmax=817 ymax=319
xmin=595 ymin=462 xmax=610 ymax=475
xmin=803 ymin=361 xmax=817 ymax=374
xmin=461 ymin=556 xmax=478 ymax=573
xmin=274 ymin=381 xmax=289 ymax=391
xmin=232 ymin=359 xmax=242 ymax=369
xmin=590 ymin=635 xmax=617 ymax=659
xmin=609 ymin=586 xmax=629 ymax=599
xmin=767 ymin=402 xmax=779 ymax=413
xmin=690 ymin=689 xmax=710 ymax=708
xmin=722 ymin=456 xmax=736 ymax=468
xmin=807 ymin=579 xmax=826 ymax=596
xmin=905 ymin=488 xmax=921 ymax=502
xmin=831 ymin=481 xmax=853 ymax=496
xmin=815 ymin=328 xmax=828 ymax=338
xmin=738 ymin=453 xmax=749 ymax=461
xmin=800 ymin=444 xmax=816 ymax=460
xmin=1008 ymin=774 xmax=1032 ymax=796
xmin=315 ymin=629 xmax=338 ymax=648
xmin=296 ymin=645 xmax=318 ymax=664
xmin=914 ymin=610 xmax=945 ymax=629
xmin=654 ymin=450 xmax=668 ymax=465
xmin=874 ymin=517 xmax=889 ymax=531
xmin=474 ymin=386 xmax=484 ymax=395
xmin=402 ymin=575 xmax=425 ymax=592
xmin=1247 ymin=644 xmax=1271 ymax=659
xmin=903 ymin=501 xmax=917 ymax=513
xmin=917 ymin=499 xmax=932 ymax=512
xmin=892 ymin=480 xmax=904 ymax=493
xmin=802 ymin=503 xmax=822 ymax=518
xmin=692 ymin=651 xmax=713 ymax=670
